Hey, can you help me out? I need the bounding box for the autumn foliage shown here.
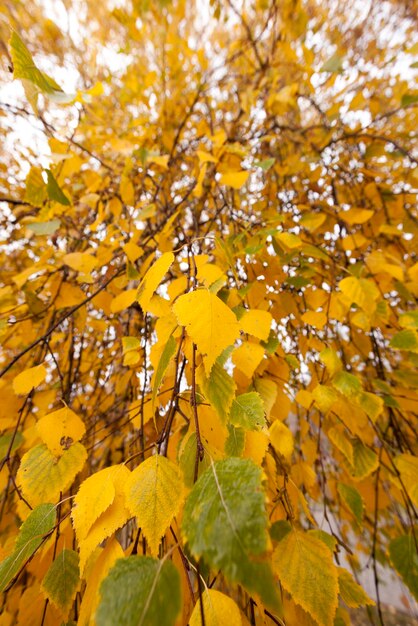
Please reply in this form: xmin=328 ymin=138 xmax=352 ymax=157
xmin=0 ymin=0 xmax=417 ymax=625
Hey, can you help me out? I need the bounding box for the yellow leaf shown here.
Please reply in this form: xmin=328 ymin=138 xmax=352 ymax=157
xmin=72 ymin=466 xmax=124 ymax=542
xmin=220 ymin=171 xmax=249 ymax=189
xmin=63 ymin=252 xmax=98 ymax=274
xmin=196 ymin=263 xmax=225 ymax=288
xmin=55 ymin=283 xmax=85 ymax=309
xmin=193 ymin=163 xmax=207 ymax=198
xmin=341 ymin=208 xmax=374 ymax=225
xmin=123 ymin=241 xmax=143 ymax=263
xmin=148 ymin=154 xmax=169 ymax=169
xmin=269 ymin=420 xmax=293 ymax=461
xmin=17 ymin=443 xmax=87 ymax=507
xmin=301 ymin=311 xmax=327 ymax=329
xmin=77 ymin=539 xmax=124 ymax=625
xmin=137 ymin=252 xmax=174 ymax=313
xmin=197 ymin=150 xmax=218 ymax=164
xmin=393 ymin=454 xmax=418 ymax=506
xmin=189 ymin=589 xmax=242 ymax=626
xmin=125 ymin=455 xmax=183 ymax=556
xmin=37 ymin=406 xmax=85 ymax=456
xmin=299 ymin=212 xmax=326 ymax=232
xmin=319 ymin=348 xmax=342 ymax=377
xmin=173 ymin=290 xmax=240 ymax=374
xmin=273 ymin=529 xmax=339 ymax=626
xmin=275 ymin=232 xmax=302 ymax=249
xmin=13 ymin=364 xmax=47 ymax=395
xmin=232 ymin=342 xmax=265 ymax=379
xmin=240 ymin=309 xmax=272 ymax=341
xmin=110 ymin=289 xmax=137 ymax=314
xmin=78 ymin=465 xmax=130 ymax=574
xmin=243 ymin=430 xmax=269 ymax=465
xmin=119 ymin=175 xmax=135 ymax=205
xmin=338 ymin=277 xmax=379 ymax=314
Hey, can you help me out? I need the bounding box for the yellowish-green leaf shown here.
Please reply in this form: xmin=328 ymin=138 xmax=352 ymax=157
xmin=125 ymin=455 xmax=183 ymax=556
xmin=173 ymin=290 xmax=240 ymax=374
xmin=0 ymin=503 xmax=56 ymax=592
xmin=230 ymin=392 xmax=266 ymax=431
xmin=273 ymin=529 xmax=339 ymax=626
xmin=24 ymin=166 xmax=47 ymax=206
xmin=152 ymin=334 xmax=177 ymax=408
xmin=197 ymin=361 xmax=236 ymax=423
xmin=9 ymin=31 xmax=70 ymax=101
xmin=337 ymin=568 xmax=375 ymax=608
xmin=390 ymin=329 xmax=418 ymax=353
xmin=351 ymin=440 xmax=379 ymax=480
xmin=17 ymin=443 xmax=87 ymax=507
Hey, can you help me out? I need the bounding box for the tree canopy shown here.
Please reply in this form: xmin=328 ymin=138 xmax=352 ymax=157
xmin=0 ymin=1 xmax=417 ymax=625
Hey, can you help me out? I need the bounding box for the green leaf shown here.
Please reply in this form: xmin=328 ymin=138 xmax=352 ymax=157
xmin=152 ymin=334 xmax=176 ymax=407
xmin=390 ymin=329 xmax=418 ymax=353
xmin=198 ymin=361 xmax=236 ymax=423
xmin=320 ymin=52 xmax=344 ymax=73
xmin=0 ymin=503 xmax=56 ymax=591
xmin=96 ymin=556 xmax=181 ymax=626
xmin=182 ymin=458 xmax=281 ymax=614
xmin=254 ymin=158 xmax=275 ymax=171
xmin=308 ymin=529 xmax=337 ymax=554
xmin=389 ymin=534 xmax=418 ymax=601
xmin=337 ymin=483 xmax=363 ymax=524
xmin=41 ymin=549 xmax=80 ymax=618
xmin=0 ymin=431 xmax=23 ymax=460
xmin=273 ymin=529 xmax=339 ymax=626
xmin=27 ymin=219 xmax=61 ymax=235
xmin=45 ymin=170 xmax=71 ymax=205
xmin=229 ymin=392 xmax=266 ymax=431
xmin=270 ymin=520 xmax=291 ymax=543
xmin=224 ymin=425 xmax=245 ymax=456
xmin=401 ymin=93 xmax=418 ymax=107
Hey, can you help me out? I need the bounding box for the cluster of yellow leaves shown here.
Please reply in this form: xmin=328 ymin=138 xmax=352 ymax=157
xmin=0 ymin=0 xmax=417 ymax=624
